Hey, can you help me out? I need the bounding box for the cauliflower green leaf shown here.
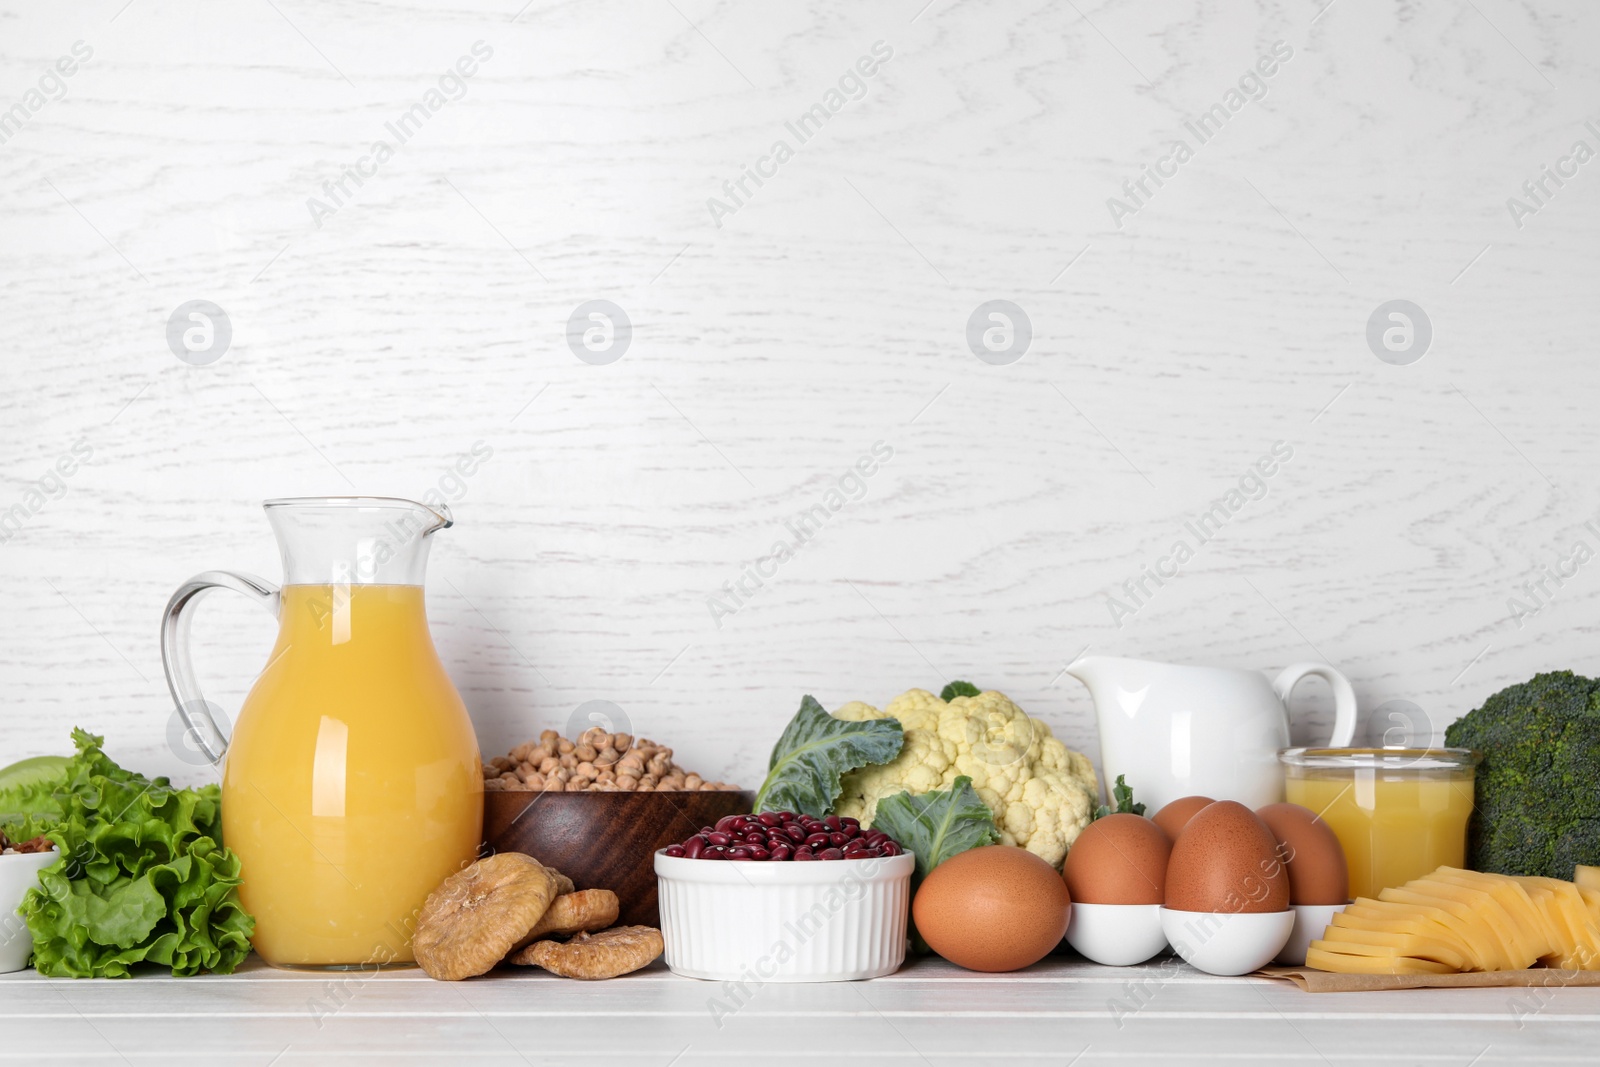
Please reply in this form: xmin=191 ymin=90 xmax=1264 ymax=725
xmin=755 ymin=696 xmax=904 ymax=817
xmin=872 ymin=775 xmax=999 ymax=884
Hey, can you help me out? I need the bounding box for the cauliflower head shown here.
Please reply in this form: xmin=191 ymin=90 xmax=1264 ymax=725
xmin=834 ymin=688 xmax=1098 ymax=867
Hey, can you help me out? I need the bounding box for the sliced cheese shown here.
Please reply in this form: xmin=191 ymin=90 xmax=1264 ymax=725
xmin=1319 ymin=923 xmax=1473 ymax=971
xmin=1306 ymin=866 xmax=1600 ymax=977
xmin=1306 ymin=944 xmax=1453 ymax=975
xmin=1421 ymin=869 xmax=1548 ymax=966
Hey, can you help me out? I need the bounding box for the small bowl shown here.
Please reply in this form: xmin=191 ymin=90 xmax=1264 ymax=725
xmin=1275 ymin=902 xmax=1349 ymax=966
xmin=484 ymin=790 xmax=753 ymax=927
xmin=1065 ymin=903 xmax=1167 ymax=966
xmin=1160 ymin=907 xmax=1294 ymax=976
xmin=655 ymin=851 xmax=913 ymax=982
xmin=1 ymin=848 xmax=60 ymax=973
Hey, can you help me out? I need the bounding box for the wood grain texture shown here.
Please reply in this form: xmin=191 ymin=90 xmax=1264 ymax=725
xmin=2 ymin=955 xmax=1598 ymax=1064
xmin=1 ymin=0 xmax=1598 ymax=805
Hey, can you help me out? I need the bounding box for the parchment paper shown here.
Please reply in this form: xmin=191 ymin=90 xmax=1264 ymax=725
xmin=1254 ymin=965 xmax=1600 ymax=993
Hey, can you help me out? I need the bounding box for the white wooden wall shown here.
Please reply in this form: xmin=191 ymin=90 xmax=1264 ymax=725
xmin=2 ymin=0 xmax=1596 ymax=791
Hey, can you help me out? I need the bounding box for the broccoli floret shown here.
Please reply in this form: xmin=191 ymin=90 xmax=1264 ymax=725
xmin=1444 ymin=670 xmax=1600 ymax=878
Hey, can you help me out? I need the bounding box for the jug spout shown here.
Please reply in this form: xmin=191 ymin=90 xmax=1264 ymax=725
xmin=1065 ymin=654 xmax=1161 ymax=708
xmin=264 ymin=496 xmax=452 ymax=586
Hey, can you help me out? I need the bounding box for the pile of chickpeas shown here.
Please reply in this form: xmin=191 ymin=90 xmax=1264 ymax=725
xmin=482 ymin=726 xmax=740 ymax=793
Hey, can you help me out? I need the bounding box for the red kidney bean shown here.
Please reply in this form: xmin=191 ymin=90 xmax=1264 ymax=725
xmin=670 ymin=814 xmax=903 ymax=861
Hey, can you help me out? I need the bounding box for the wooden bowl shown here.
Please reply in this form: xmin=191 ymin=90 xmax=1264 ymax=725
xmin=483 ymin=790 xmax=754 ymax=928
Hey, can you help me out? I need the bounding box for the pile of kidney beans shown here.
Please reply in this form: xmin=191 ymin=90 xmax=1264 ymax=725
xmin=663 ymin=811 xmax=902 ymax=861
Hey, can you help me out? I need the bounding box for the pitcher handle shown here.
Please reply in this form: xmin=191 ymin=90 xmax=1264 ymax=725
xmin=160 ymin=570 xmax=281 ymax=764
xmin=1272 ymin=663 xmax=1358 ymax=747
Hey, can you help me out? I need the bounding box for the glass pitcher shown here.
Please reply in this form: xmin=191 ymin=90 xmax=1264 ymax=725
xmin=161 ymin=497 xmax=483 ymax=970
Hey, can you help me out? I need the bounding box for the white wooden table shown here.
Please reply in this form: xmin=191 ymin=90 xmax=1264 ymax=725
xmin=4 ymin=954 xmax=1594 ymax=1066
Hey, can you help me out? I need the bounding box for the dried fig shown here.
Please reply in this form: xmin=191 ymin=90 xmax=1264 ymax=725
xmin=510 ymin=926 xmax=663 ymax=979
xmin=512 ymin=889 xmax=620 ymax=949
xmin=413 ymin=853 xmax=560 ymax=981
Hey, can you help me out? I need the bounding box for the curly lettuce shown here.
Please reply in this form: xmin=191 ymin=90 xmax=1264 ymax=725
xmin=0 ymin=728 xmax=253 ymax=977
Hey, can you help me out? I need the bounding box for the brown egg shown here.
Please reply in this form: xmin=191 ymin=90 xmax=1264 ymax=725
xmin=1255 ymin=802 xmax=1349 ymax=905
xmin=1062 ymin=814 xmax=1171 ymax=905
xmin=1164 ymin=800 xmax=1288 ymax=913
xmin=913 ymin=845 xmax=1071 ymax=972
xmin=1153 ymin=796 xmax=1215 ymax=841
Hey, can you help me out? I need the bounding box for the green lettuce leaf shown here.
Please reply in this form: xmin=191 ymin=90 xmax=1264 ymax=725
xmin=2 ymin=728 xmax=254 ymax=977
xmin=754 ymin=696 xmax=904 ymax=816
xmin=0 ymin=754 xmax=72 ymax=824
xmin=871 ymin=775 xmax=1000 ymax=884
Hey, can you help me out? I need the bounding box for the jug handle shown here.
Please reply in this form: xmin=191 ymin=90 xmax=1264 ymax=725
xmin=1272 ymin=663 xmax=1358 ymax=748
xmin=160 ymin=570 xmax=281 ymax=764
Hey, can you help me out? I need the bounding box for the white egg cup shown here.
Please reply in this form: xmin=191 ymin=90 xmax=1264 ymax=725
xmin=1 ymin=848 xmax=59 ymax=974
xmin=1274 ymin=902 xmax=1349 ymax=966
xmin=1065 ymin=903 xmax=1168 ymax=966
xmin=1159 ymin=907 xmax=1294 ymax=976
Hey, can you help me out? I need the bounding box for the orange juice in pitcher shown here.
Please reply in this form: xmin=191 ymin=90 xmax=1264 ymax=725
xmin=161 ymin=498 xmax=483 ymax=969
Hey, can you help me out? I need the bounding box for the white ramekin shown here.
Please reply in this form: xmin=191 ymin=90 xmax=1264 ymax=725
xmin=654 ymin=850 xmax=913 ymax=982
xmin=1 ymin=848 xmax=60 ymax=974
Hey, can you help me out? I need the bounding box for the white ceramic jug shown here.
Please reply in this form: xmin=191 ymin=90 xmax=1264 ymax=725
xmin=1066 ymin=656 xmax=1357 ymax=811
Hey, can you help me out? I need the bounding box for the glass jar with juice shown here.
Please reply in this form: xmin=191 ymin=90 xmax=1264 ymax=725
xmin=161 ymin=497 xmax=483 ymax=969
xmin=1280 ymin=747 xmax=1480 ymax=900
